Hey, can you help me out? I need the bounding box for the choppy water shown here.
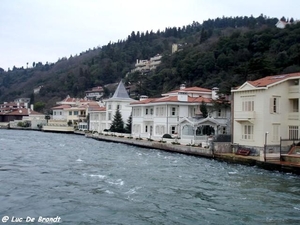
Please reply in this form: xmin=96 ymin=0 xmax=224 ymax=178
xmin=0 ymin=130 xmax=300 ymax=225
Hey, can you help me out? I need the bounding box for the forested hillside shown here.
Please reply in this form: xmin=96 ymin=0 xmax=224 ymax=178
xmin=0 ymin=14 xmax=299 ymax=113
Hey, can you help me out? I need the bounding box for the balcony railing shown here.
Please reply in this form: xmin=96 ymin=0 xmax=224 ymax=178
xmin=288 ymin=112 xmax=299 ymax=120
xmin=234 ymin=111 xmax=255 ymax=121
xmin=143 ymin=115 xmax=154 ymax=121
xmin=289 ymin=85 xmax=299 ymax=93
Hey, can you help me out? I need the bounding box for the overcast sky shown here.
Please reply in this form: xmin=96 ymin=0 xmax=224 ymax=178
xmin=1 ymin=0 xmax=299 ymax=71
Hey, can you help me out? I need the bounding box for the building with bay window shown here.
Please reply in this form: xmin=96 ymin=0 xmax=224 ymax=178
xmin=232 ymin=72 xmax=300 ymax=155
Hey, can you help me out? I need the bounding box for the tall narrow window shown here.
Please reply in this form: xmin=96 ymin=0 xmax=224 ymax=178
xmin=270 ymin=97 xmax=280 ymax=113
xmin=292 ymin=99 xmax=299 ymax=112
xmin=242 ymin=96 xmax=254 ymax=111
xmin=289 ymin=126 xmax=299 ymax=140
xmin=242 ymin=124 xmax=253 ymax=140
xmin=171 ymin=107 xmax=176 ymax=116
xmin=272 ymin=124 xmax=280 ymax=142
xmin=171 ymin=126 xmax=176 ymax=134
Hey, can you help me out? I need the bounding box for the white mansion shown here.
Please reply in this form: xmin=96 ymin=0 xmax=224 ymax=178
xmin=232 ymin=72 xmax=300 ymax=154
xmin=130 ymin=85 xmax=231 ymax=145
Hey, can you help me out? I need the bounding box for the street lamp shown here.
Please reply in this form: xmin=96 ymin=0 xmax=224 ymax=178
xmin=264 ymin=132 xmax=269 ymax=162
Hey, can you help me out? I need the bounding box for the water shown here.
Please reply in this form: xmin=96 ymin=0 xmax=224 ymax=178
xmin=0 ymin=130 xmax=300 ymax=225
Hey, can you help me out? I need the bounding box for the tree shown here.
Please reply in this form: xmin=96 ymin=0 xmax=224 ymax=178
xmin=110 ymin=107 xmax=125 ymax=133
xmin=200 ymin=101 xmax=208 ymax=118
xmin=34 ymin=102 xmax=45 ymax=112
xmin=125 ymin=113 xmax=132 ymax=133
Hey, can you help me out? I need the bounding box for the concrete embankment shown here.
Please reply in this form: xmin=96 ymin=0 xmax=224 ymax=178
xmin=87 ymin=133 xmax=300 ymax=175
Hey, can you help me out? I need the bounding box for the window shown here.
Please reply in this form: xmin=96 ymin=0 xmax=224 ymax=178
xmin=272 ymin=124 xmax=280 ymax=142
xmin=217 ymin=109 xmax=225 ymax=118
xmin=155 ymin=125 xmax=165 ymax=135
xmin=69 ymin=111 xmax=72 ymax=115
xmin=243 ymin=101 xmax=254 ymax=111
xmin=242 ymin=96 xmax=254 ymax=111
xmin=270 ymin=97 xmax=280 ymax=113
xmin=242 ymin=124 xmax=253 ymax=140
xmin=289 ymin=126 xmax=299 ymax=140
xmin=291 ymin=99 xmax=299 ymax=112
xmin=74 ymin=111 xmax=78 ymax=115
xmin=171 ymin=107 xmax=176 ymax=116
xmin=54 ymin=111 xmax=56 ymax=115
xmin=150 ymin=108 xmax=153 ymax=115
xmin=133 ymin=124 xmax=141 ymax=133
xmin=145 ymin=108 xmax=149 ymax=115
xmin=145 ymin=125 xmax=148 ymax=132
xmin=108 ymin=113 xmax=111 ymax=120
xmin=108 ymin=104 xmax=111 ymax=110
xmin=171 ymin=126 xmax=176 ymax=134
xmin=60 ymin=112 xmax=62 ymax=115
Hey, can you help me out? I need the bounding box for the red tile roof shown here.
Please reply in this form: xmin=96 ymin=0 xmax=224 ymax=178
xmin=52 ymin=105 xmax=72 ymax=110
xmin=247 ymin=72 xmax=300 ymax=87
xmin=131 ymin=96 xmax=212 ymax=105
xmin=4 ymin=109 xmax=43 ymax=116
xmin=89 ymin=106 xmax=106 ymax=112
xmin=164 ymin=87 xmax=211 ymax=95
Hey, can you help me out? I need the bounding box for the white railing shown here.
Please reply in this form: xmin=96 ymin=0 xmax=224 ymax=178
xmin=235 ymin=111 xmax=255 ymax=120
xmin=288 ymin=112 xmax=299 ymax=120
xmin=289 ymin=85 xmax=299 ymax=93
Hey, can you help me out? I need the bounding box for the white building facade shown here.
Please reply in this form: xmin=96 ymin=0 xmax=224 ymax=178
xmin=131 ymin=85 xmax=231 ymax=145
xmin=88 ymin=81 xmax=137 ymax=133
xmin=232 ymin=72 xmax=300 ymax=155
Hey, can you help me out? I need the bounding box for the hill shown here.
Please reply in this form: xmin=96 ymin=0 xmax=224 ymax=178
xmin=1 ymin=14 xmax=300 ymax=113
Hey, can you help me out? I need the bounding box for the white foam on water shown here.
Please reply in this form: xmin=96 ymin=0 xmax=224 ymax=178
xmin=105 ymin=190 xmax=114 ymax=194
xmin=90 ymin=174 xmax=106 ymax=179
xmin=76 ymin=158 xmax=83 ymax=162
xmin=228 ymin=171 xmax=237 ymax=175
xmin=294 ymin=207 xmax=300 ymax=210
xmin=107 ymin=179 xmax=124 ymax=186
xmin=207 ymin=208 xmax=216 ymax=211
xmin=125 ymin=186 xmax=141 ymax=195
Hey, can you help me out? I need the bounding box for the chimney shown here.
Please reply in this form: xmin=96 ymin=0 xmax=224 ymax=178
xmin=30 ymin=104 xmax=34 ymax=111
xmin=139 ymin=95 xmax=148 ymax=101
xmin=24 ymin=102 xmax=28 ymax=108
xmin=212 ymin=87 xmax=219 ymax=100
xmin=178 ymin=91 xmax=188 ymax=102
xmin=180 ymin=84 xmax=186 ymax=90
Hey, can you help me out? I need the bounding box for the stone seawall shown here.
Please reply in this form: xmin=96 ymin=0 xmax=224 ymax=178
xmin=87 ymin=133 xmax=300 ymax=175
xmin=87 ymin=134 xmax=214 ymax=158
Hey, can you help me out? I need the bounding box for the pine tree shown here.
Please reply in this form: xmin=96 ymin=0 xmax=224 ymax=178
xmin=125 ymin=113 xmax=132 ymax=133
xmin=110 ymin=107 xmax=125 ymax=133
xmin=200 ymin=101 xmax=208 ymax=118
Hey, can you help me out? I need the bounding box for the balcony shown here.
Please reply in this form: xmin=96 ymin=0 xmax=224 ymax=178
xmin=289 ymin=85 xmax=300 ymax=98
xmin=234 ymin=111 xmax=255 ymax=122
xmin=289 ymin=85 xmax=299 ymax=93
xmin=288 ymin=112 xmax=299 ymax=120
xmin=143 ymin=115 xmax=154 ymax=121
